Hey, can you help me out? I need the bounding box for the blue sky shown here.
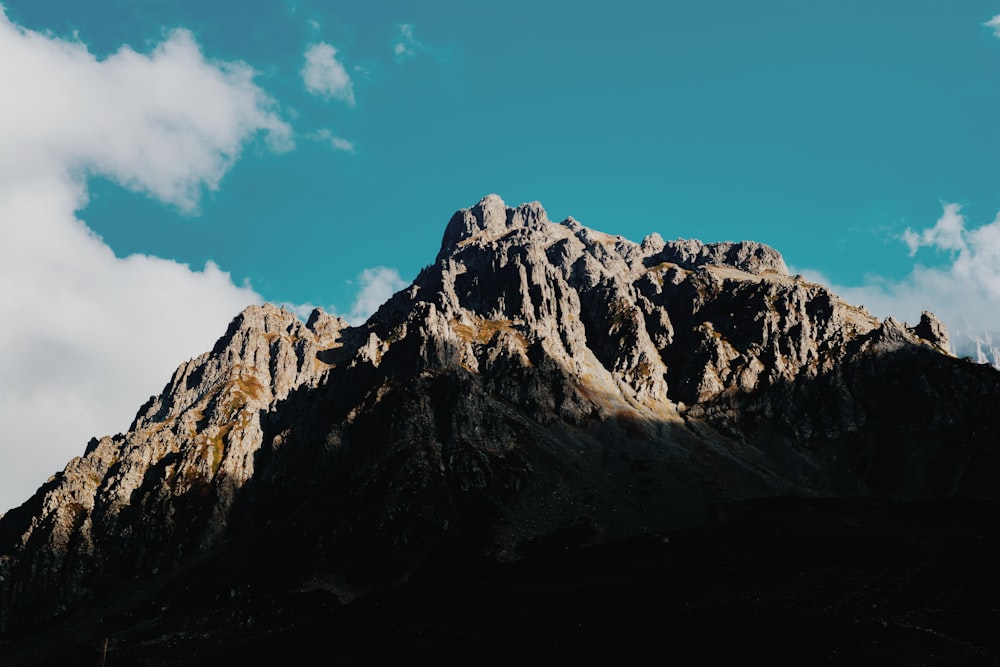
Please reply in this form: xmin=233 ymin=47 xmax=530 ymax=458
xmin=2 ymin=1 xmax=1000 ymax=510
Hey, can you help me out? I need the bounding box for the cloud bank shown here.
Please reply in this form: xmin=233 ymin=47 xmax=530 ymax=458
xmin=0 ymin=10 xmax=291 ymax=512
xmin=804 ymin=204 xmax=1000 ymax=362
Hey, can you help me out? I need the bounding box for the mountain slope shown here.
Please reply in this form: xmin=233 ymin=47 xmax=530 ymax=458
xmin=2 ymin=195 xmax=999 ymax=648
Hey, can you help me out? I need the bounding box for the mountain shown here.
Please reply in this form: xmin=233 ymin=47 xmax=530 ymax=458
xmin=3 ymin=195 xmax=1000 ymax=663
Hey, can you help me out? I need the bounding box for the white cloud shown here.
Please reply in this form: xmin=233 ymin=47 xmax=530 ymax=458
xmin=393 ymin=23 xmax=420 ymax=61
xmin=902 ymin=202 xmax=967 ymax=255
xmin=308 ymin=128 xmax=355 ymax=153
xmin=348 ymin=267 xmax=407 ymax=325
xmin=0 ymin=17 xmax=292 ymax=212
xmin=898 ymin=204 xmax=1000 ymax=300
xmin=804 ymin=204 xmax=1000 ymax=360
xmin=326 ymin=136 xmax=355 ymax=153
xmin=986 ymin=15 xmax=1000 ymax=38
xmin=301 ymin=42 xmax=355 ymax=105
xmin=0 ymin=10 xmax=290 ymax=512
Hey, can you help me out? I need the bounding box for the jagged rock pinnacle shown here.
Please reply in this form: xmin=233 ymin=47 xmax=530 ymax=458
xmin=439 ymin=194 xmax=551 ymax=256
xmin=912 ymin=310 xmax=951 ymax=352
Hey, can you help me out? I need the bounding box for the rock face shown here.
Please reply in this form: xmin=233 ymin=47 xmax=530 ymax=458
xmin=2 ymin=195 xmax=1000 ymax=639
xmin=0 ymin=305 xmax=346 ymax=630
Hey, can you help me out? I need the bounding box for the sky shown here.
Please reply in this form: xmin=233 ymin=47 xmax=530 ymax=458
xmin=1 ymin=0 xmax=1000 ymax=511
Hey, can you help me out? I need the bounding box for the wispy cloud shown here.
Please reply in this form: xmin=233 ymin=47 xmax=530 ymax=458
xmin=0 ymin=9 xmax=286 ymax=511
xmin=282 ymin=0 xmax=305 ymax=17
xmin=301 ymin=42 xmax=355 ymax=105
xmin=348 ymin=267 xmax=407 ymax=324
xmin=307 ymin=128 xmax=355 ymax=153
xmin=986 ymin=14 xmax=1000 ymax=38
xmin=393 ymin=23 xmax=422 ymax=61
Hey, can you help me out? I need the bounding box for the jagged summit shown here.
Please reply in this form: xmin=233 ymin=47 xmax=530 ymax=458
xmin=438 ymin=194 xmax=789 ymax=277
xmin=1 ymin=196 xmax=996 ymax=652
xmin=394 ymin=196 xmax=946 ymax=411
xmin=438 ymin=194 xmax=549 ymax=253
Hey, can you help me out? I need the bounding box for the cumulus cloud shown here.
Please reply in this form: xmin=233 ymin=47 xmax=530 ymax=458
xmin=301 ymin=42 xmax=355 ymax=105
xmin=986 ymin=15 xmax=1000 ymax=37
xmin=804 ymin=204 xmax=1000 ymax=361
xmin=0 ymin=10 xmax=289 ymax=512
xmin=347 ymin=267 xmax=407 ymax=325
xmin=0 ymin=17 xmax=292 ymax=212
xmin=902 ymin=203 xmax=967 ymax=256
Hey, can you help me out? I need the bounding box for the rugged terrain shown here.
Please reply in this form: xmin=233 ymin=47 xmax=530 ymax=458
xmin=2 ymin=195 xmax=999 ymax=663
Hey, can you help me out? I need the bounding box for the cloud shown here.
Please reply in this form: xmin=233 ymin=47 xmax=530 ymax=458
xmin=820 ymin=14 xmax=1000 ymax=360
xmin=301 ymin=42 xmax=355 ymax=105
xmin=393 ymin=23 xmax=421 ymax=61
xmin=0 ymin=17 xmax=292 ymax=213
xmin=898 ymin=204 xmax=1000 ymax=301
xmin=986 ymin=15 xmax=1000 ymax=38
xmin=902 ymin=203 xmax=967 ymax=255
xmin=307 ymin=128 xmax=355 ymax=153
xmin=279 ymin=266 xmax=407 ymax=327
xmin=0 ymin=10 xmax=289 ymax=512
xmin=803 ymin=204 xmax=1000 ymax=360
xmin=348 ymin=267 xmax=407 ymax=324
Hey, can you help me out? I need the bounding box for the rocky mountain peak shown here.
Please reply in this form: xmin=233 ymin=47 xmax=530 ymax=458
xmin=131 ymin=303 xmax=345 ymax=432
xmin=911 ymin=310 xmax=951 ymax=352
xmin=2 ymin=195 xmax=997 ymax=649
xmin=437 ymin=195 xmax=788 ymax=276
xmin=438 ymin=194 xmax=550 ymax=256
xmin=405 ymin=197 xmax=906 ymax=415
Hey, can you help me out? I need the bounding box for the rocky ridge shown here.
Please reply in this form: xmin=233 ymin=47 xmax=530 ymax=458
xmin=1 ymin=195 xmax=997 ymax=641
xmin=0 ymin=306 xmax=345 ymax=629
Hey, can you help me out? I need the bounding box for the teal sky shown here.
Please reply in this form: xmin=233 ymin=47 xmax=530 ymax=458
xmin=7 ymin=0 xmax=1000 ymax=311
xmin=3 ymin=1 xmax=1000 ymax=511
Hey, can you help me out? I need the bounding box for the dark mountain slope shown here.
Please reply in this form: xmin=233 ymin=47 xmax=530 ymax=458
xmin=4 ymin=498 xmax=1000 ymax=666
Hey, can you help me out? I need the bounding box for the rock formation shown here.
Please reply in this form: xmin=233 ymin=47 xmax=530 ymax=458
xmin=2 ymin=195 xmax=999 ymax=645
